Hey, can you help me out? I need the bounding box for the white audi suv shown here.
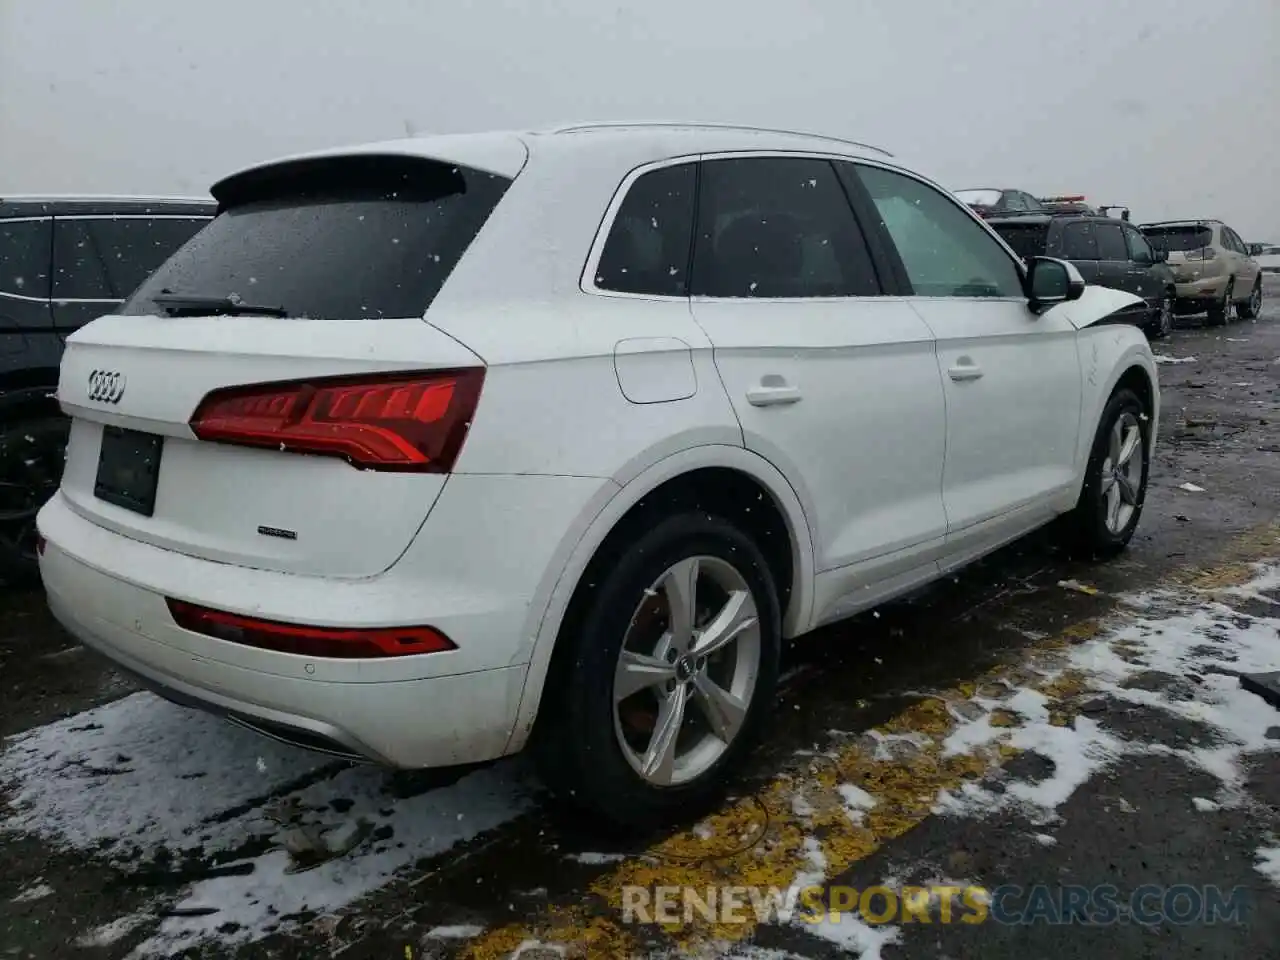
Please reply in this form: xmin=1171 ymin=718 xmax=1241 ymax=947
xmin=37 ymin=122 xmax=1159 ymax=828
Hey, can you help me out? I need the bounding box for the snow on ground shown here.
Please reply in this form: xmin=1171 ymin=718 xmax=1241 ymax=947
xmin=3 ymin=564 xmax=1277 ymax=957
xmin=933 ymin=563 xmax=1280 ymax=824
xmin=1255 ymin=846 xmax=1280 ymax=887
xmin=0 ymin=693 xmax=532 ymax=954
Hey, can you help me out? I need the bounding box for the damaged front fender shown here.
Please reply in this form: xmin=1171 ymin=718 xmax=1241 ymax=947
xmin=1048 ymin=284 xmax=1148 ymax=330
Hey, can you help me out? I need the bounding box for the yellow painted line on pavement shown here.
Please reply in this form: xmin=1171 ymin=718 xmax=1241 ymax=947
xmin=462 ymin=523 xmax=1279 ymax=960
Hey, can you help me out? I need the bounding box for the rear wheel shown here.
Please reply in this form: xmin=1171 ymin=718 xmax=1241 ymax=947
xmin=0 ymin=416 xmax=70 ymax=586
xmin=1237 ymin=277 xmax=1263 ymax=320
xmin=1063 ymin=388 xmax=1150 ymax=559
xmin=1205 ymin=279 xmax=1234 ymax=326
xmin=1145 ymin=290 xmax=1174 ymax=339
xmin=533 ymin=512 xmax=781 ymax=830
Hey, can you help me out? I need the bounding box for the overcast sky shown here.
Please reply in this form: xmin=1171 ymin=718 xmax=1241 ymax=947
xmin=2 ymin=0 xmax=1277 ymax=236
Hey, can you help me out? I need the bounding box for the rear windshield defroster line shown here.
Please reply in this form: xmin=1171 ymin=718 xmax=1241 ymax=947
xmin=122 ymin=154 xmax=511 ymax=321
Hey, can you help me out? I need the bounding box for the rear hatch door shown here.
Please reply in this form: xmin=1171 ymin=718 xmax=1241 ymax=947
xmin=56 ymin=152 xmax=514 ymax=579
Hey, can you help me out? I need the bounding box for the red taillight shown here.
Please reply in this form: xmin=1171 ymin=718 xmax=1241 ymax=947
xmin=189 ymin=368 xmax=484 ymax=472
xmin=166 ymin=598 xmax=456 ymax=659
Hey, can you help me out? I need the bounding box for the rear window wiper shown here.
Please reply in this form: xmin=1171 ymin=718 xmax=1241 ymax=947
xmin=152 ymin=293 xmax=290 ymax=318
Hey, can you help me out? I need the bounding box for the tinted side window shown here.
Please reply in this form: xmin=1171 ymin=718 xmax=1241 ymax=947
xmin=1223 ymin=228 xmax=1243 ymax=253
xmin=1095 ymin=224 xmax=1128 ymax=261
xmin=87 ymin=217 xmax=210 ymax=297
xmin=53 ymin=221 xmax=111 ymax=299
xmin=594 ymin=163 xmax=695 ymax=296
xmin=855 ymin=165 xmax=1024 ymax=298
xmin=691 ymin=157 xmax=880 ymax=298
xmin=1004 ymin=191 xmax=1027 ymax=212
xmin=1124 ymin=227 xmax=1153 ymax=263
xmin=1061 ymin=222 xmax=1099 ymax=260
xmin=0 ymin=219 xmax=52 ymax=298
xmin=1021 ymin=193 xmax=1046 ymax=213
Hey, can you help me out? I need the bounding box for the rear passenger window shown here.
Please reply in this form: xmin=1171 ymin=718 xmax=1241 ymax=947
xmin=691 ymin=157 xmax=879 ymax=298
xmin=594 ymin=163 xmax=696 ymax=296
xmin=54 ymin=217 xmax=209 ymax=300
xmin=0 ymin=219 xmax=52 ymax=298
xmin=1095 ymin=224 xmax=1128 ymax=262
xmin=1061 ymin=222 xmax=1099 ymax=260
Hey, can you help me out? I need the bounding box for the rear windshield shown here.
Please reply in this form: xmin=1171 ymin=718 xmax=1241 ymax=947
xmin=991 ymin=222 xmax=1049 ymax=260
xmin=1141 ymin=225 xmax=1212 ymax=253
xmin=955 ymin=189 xmax=1002 ymax=207
xmin=122 ymin=156 xmax=511 ymax=320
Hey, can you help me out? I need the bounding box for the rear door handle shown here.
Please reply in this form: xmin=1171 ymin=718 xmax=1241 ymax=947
xmin=947 ymin=360 xmax=984 ymax=382
xmin=746 ymin=382 xmax=802 ymax=406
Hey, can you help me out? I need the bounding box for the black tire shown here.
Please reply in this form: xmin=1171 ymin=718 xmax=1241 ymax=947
xmin=1237 ymin=277 xmax=1263 ymax=320
xmin=0 ymin=415 xmax=70 ymax=586
xmin=1145 ymin=290 xmax=1174 ymax=339
xmin=1205 ymin=279 xmax=1233 ymax=326
xmin=1063 ymin=388 xmax=1151 ymax=559
xmin=532 ymin=511 xmax=781 ymax=831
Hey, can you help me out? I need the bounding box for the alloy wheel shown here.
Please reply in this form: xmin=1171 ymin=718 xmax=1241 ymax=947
xmin=1099 ymin=412 xmax=1143 ymax=535
xmin=612 ymin=555 xmax=761 ymax=786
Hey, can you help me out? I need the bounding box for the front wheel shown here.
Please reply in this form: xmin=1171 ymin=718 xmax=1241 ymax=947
xmin=1063 ymin=388 xmax=1151 ymax=559
xmin=0 ymin=415 xmax=70 ymax=586
xmin=533 ymin=512 xmax=781 ymax=830
xmin=1237 ymin=278 xmax=1263 ymax=320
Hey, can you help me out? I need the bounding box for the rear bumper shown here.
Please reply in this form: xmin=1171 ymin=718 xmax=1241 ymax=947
xmin=1173 ymin=274 xmax=1229 ymax=304
xmin=41 ymin=541 xmax=527 ymax=766
xmin=35 ymin=469 xmax=607 ymax=766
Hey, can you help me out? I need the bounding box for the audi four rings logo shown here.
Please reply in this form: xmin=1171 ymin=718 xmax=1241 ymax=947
xmin=87 ymin=369 xmax=126 ymax=404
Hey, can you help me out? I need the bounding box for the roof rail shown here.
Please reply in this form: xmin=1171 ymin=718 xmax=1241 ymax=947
xmin=1137 ymin=218 xmax=1221 ymax=227
xmin=547 ymin=120 xmax=894 ymax=157
xmin=0 ymin=193 xmax=213 ymax=204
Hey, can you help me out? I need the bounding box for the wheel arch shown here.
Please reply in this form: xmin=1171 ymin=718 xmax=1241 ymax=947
xmin=504 ymin=444 xmax=816 ymax=754
xmin=1075 ymin=339 xmax=1159 ymax=486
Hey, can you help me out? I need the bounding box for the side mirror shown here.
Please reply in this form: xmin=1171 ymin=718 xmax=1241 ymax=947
xmin=1246 ymin=243 xmax=1263 ymax=257
xmin=1152 ymin=248 xmax=1168 ymax=263
xmin=1026 ymin=256 xmax=1085 ymax=311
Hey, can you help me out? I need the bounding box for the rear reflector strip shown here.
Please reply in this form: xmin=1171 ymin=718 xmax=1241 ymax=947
xmin=166 ymin=599 xmax=455 ymax=659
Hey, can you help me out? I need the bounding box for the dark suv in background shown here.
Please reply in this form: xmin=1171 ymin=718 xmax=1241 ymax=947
xmin=0 ymin=196 xmax=214 ymax=582
xmin=987 ymin=211 xmax=1176 ymax=339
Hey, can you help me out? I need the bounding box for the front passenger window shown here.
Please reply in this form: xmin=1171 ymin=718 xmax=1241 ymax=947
xmin=853 ymin=165 xmax=1024 ymax=298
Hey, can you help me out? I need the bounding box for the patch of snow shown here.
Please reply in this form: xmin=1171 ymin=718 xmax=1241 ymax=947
xmin=1178 ymin=482 xmax=1206 ymax=492
xmin=838 ymin=783 xmax=878 ymax=823
xmin=1034 ymin=833 xmax=1057 ymax=846
xmin=1152 ymin=354 xmax=1197 ymax=364
xmin=75 ymin=915 xmax=148 ymax=948
xmin=425 ymin=924 xmax=485 ymax=940
xmin=804 ymin=912 xmax=901 ymax=959
xmin=567 ymin=851 xmax=629 ymax=865
xmin=791 ymin=791 xmax=816 ymax=818
xmin=0 ymin=692 xmax=531 ymax=955
xmin=1192 ymin=797 xmax=1220 ymax=812
xmin=1255 ymin=847 xmax=1280 ymax=887
xmin=9 ymin=881 xmax=53 ymax=903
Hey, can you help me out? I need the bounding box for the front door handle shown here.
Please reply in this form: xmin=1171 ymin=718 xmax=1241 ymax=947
xmin=947 ymin=360 xmax=984 ymax=382
xmin=746 ymin=380 xmax=802 ymax=406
